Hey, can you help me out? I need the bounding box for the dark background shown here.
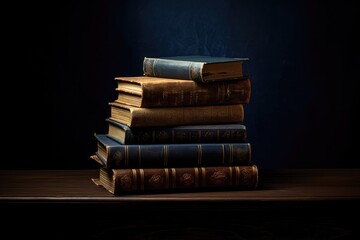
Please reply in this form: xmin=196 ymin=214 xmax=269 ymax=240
xmin=8 ymin=0 xmax=358 ymax=169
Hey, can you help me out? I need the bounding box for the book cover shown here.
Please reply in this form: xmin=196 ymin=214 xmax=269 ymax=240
xmin=92 ymin=161 xmax=258 ymax=194
xmin=108 ymin=102 xmax=244 ymax=127
xmin=115 ymin=76 xmax=251 ymax=107
xmin=143 ymin=55 xmax=249 ymax=83
xmin=94 ymin=133 xmax=252 ymax=169
xmin=106 ymin=118 xmax=247 ymax=144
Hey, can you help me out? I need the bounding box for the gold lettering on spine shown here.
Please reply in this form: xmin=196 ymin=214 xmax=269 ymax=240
xmin=248 ymin=143 xmax=252 ymax=165
xmin=139 ymin=169 xmax=144 ymax=191
xmin=252 ymin=165 xmax=258 ymax=187
xmin=138 ymin=145 xmax=141 ymax=166
xmin=171 ymin=168 xmax=176 ymax=189
xmin=165 ymin=168 xmax=169 ymax=189
xmin=235 ymin=166 xmax=240 ymax=186
xmin=194 ymin=168 xmax=199 ymax=187
xmin=132 ymin=169 xmax=137 ymax=191
xmin=152 ymin=59 xmax=157 ymax=76
xmin=229 ymin=166 xmax=233 ymax=186
xmin=222 ymin=145 xmax=225 ymax=164
xmin=125 ymin=146 xmax=129 ymax=167
xmin=201 ymin=167 xmax=206 ymax=187
xmin=198 ymin=145 xmax=202 ymax=165
xmin=188 ymin=62 xmax=192 ymax=79
xmin=164 ymin=145 xmax=168 ymax=166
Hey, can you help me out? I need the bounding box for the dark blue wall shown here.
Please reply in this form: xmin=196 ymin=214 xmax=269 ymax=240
xmin=11 ymin=0 xmax=358 ymax=169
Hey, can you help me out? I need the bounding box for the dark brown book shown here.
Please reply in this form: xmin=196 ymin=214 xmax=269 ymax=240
xmin=115 ymin=76 xmax=251 ymax=107
xmin=92 ymin=161 xmax=258 ymax=195
xmin=108 ymin=102 xmax=244 ymax=127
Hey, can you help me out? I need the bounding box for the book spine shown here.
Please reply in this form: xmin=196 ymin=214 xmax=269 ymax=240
xmin=112 ymin=126 xmax=247 ymax=144
xmin=143 ymin=58 xmax=204 ymax=83
xmin=138 ymin=78 xmax=251 ymax=107
xmin=106 ymin=143 xmax=251 ymax=168
xmin=129 ymin=104 xmax=244 ymax=127
xmin=106 ymin=146 xmax=124 ymax=169
xmin=111 ymin=165 xmax=258 ymax=194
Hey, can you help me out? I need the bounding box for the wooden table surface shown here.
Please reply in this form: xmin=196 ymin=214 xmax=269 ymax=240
xmin=1 ymin=168 xmax=359 ymax=239
xmin=1 ymin=168 xmax=360 ymax=201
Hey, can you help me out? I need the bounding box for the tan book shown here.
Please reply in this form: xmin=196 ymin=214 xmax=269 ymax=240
xmin=115 ymin=76 xmax=251 ymax=107
xmin=108 ymin=102 xmax=244 ymax=127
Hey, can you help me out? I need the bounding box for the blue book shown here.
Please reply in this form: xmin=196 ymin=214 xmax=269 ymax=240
xmin=94 ymin=133 xmax=251 ymax=169
xmin=143 ymin=55 xmax=249 ymax=83
xmin=106 ymin=119 xmax=247 ymax=145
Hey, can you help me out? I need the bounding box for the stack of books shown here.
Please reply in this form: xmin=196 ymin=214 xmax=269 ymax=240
xmin=91 ymin=55 xmax=259 ymax=195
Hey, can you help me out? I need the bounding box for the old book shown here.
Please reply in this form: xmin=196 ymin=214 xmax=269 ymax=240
xmin=93 ymin=133 xmax=251 ymax=169
xmin=115 ymin=76 xmax=251 ymax=107
xmin=106 ymin=118 xmax=247 ymax=144
xmin=108 ymin=102 xmax=244 ymax=127
xmin=92 ymin=162 xmax=258 ymax=194
xmin=143 ymin=55 xmax=249 ymax=83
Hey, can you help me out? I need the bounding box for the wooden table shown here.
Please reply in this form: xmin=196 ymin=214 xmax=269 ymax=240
xmin=1 ymin=168 xmax=359 ymax=239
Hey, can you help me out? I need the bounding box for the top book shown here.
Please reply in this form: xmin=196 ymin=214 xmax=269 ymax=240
xmin=143 ymin=55 xmax=249 ymax=83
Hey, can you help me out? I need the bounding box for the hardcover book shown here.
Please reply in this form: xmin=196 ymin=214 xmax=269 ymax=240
xmin=115 ymin=76 xmax=251 ymax=107
xmin=108 ymin=102 xmax=244 ymax=127
xmin=94 ymin=133 xmax=252 ymax=169
xmin=91 ymin=159 xmax=259 ymax=194
xmin=143 ymin=55 xmax=249 ymax=83
xmin=106 ymin=118 xmax=247 ymax=144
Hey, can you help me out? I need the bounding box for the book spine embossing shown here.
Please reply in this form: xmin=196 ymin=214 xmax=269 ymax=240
xmin=105 ymin=143 xmax=251 ymax=168
xmin=116 ymin=77 xmax=251 ymax=107
xmin=117 ymin=127 xmax=247 ymax=144
xmin=108 ymin=165 xmax=258 ymax=194
xmin=127 ymin=104 xmax=244 ymax=127
xmin=108 ymin=147 xmax=123 ymax=169
xmin=189 ymin=62 xmax=203 ymax=82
